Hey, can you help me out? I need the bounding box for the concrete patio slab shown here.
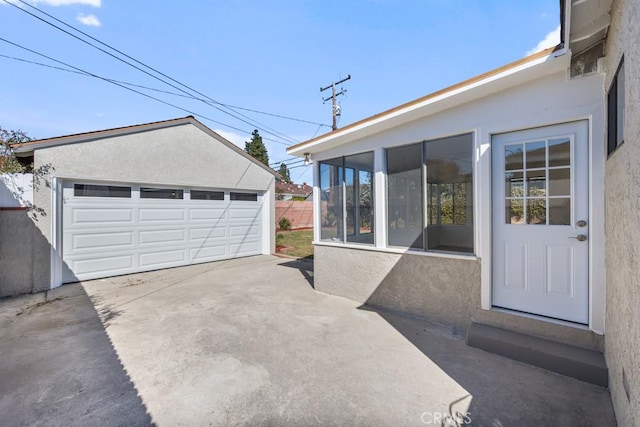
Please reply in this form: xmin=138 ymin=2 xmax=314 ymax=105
xmin=0 ymin=255 xmax=615 ymax=426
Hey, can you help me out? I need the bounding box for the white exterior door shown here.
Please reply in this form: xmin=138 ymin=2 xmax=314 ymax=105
xmin=492 ymin=121 xmax=589 ymax=324
xmin=61 ymin=182 xmax=263 ymax=283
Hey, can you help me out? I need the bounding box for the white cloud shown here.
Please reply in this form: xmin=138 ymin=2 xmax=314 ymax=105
xmin=33 ymin=0 xmax=101 ymax=6
xmin=76 ymin=12 xmax=100 ymax=26
xmin=214 ymin=129 xmax=249 ymax=148
xmin=526 ymin=25 xmax=561 ymax=56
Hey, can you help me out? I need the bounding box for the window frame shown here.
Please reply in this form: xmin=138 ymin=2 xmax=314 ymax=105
xmin=318 ymin=151 xmax=375 ymax=246
xmin=385 ymin=133 xmax=474 ymax=255
xmin=607 ymin=56 xmax=625 ymax=156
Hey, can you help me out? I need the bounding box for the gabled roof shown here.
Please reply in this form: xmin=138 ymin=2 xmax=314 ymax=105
xmin=288 ymin=46 xmax=567 ymax=156
xmin=276 ymin=181 xmax=312 ymax=196
xmin=11 ymin=116 xmax=279 ymax=177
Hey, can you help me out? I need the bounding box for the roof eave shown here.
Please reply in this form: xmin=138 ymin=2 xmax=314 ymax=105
xmin=287 ymin=46 xmax=568 ymax=157
xmin=11 ymin=116 xmax=279 ymax=178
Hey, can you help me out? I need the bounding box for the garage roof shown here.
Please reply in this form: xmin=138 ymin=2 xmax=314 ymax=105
xmin=11 ymin=116 xmax=279 ymax=177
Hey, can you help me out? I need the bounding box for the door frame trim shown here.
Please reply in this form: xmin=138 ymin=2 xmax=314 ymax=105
xmin=479 ymin=115 xmax=606 ymax=334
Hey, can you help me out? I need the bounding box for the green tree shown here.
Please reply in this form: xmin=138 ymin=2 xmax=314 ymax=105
xmin=244 ymin=129 xmax=269 ymax=166
xmin=278 ymin=162 xmax=291 ymax=183
xmin=0 ymin=127 xmax=32 ymax=173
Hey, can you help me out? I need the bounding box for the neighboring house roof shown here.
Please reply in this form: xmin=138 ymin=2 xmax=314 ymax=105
xmin=11 ymin=116 xmax=279 ymax=178
xmin=276 ymin=181 xmax=312 ymax=197
xmin=287 ymin=46 xmax=566 ymax=156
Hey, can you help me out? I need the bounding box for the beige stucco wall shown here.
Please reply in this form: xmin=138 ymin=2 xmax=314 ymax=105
xmin=604 ymin=0 xmax=640 ymax=424
xmin=17 ymin=122 xmax=275 ymax=294
xmin=315 ymin=244 xmax=604 ymax=351
xmin=314 ymin=245 xmax=481 ymax=328
xmin=0 ymin=210 xmax=46 ymax=296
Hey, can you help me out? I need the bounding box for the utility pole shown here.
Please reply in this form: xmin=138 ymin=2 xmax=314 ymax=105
xmin=320 ymin=74 xmax=351 ymax=131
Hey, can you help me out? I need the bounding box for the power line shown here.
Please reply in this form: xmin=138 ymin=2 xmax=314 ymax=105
xmin=270 ymin=158 xmax=305 ymax=168
xmin=4 ymin=0 xmax=300 ymax=145
xmin=0 ymin=53 xmax=329 ymax=131
xmin=0 ymin=37 xmax=292 ymax=147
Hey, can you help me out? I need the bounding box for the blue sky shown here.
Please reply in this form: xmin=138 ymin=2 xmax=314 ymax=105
xmin=0 ymin=0 xmax=560 ymax=183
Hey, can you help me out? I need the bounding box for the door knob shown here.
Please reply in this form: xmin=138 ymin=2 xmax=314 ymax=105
xmin=577 ymin=220 xmax=587 ymax=227
xmin=569 ymin=234 xmax=587 ymax=242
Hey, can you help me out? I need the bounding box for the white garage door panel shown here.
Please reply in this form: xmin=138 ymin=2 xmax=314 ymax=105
xmin=139 ymin=208 xmax=185 ymax=222
xmin=231 ymin=242 xmax=260 ymax=256
xmin=71 ymin=208 xmax=133 ymax=224
xmin=190 ymin=246 xmax=226 ymax=261
xmin=190 ymin=227 xmax=226 ymax=240
xmin=139 ymin=229 xmax=186 ymax=245
xmin=72 ymin=255 xmax=134 ymax=276
xmin=62 ymin=182 xmax=263 ymax=283
xmin=71 ymin=232 xmax=134 ymax=251
xmin=139 ymin=249 xmax=187 ymax=267
xmin=230 ymin=225 xmax=259 ymax=236
xmin=190 ymin=208 xmax=227 ymax=220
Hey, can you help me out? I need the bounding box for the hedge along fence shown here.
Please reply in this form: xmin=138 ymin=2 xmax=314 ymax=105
xmin=276 ymin=200 xmax=313 ymax=230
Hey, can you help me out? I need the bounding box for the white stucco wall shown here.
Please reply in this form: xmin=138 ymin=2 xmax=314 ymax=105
xmin=0 ymin=173 xmax=33 ymax=207
xmin=603 ymin=0 xmax=640 ymax=424
xmin=310 ymin=65 xmax=607 ymax=338
xmin=22 ymin=122 xmax=275 ymax=292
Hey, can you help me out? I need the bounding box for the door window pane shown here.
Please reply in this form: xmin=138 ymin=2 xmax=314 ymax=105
xmin=505 ymin=144 xmax=523 ymax=170
xmin=505 ymin=171 xmax=524 ymax=197
xmin=425 ymin=134 xmax=473 ymax=253
xmin=526 ymin=169 xmax=546 ymax=197
xmin=525 ymin=141 xmax=546 ymax=169
xmin=320 ymin=158 xmax=344 ymax=242
xmin=387 ymin=143 xmax=423 ymax=248
xmin=549 ymin=168 xmax=570 ymax=196
xmin=549 ymin=198 xmax=571 ymax=225
xmin=506 ymin=198 xmax=524 ymax=224
xmin=191 ymin=190 xmax=224 ymax=201
xmin=74 ymin=184 xmax=131 ymax=198
xmin=140 ymin=187 xmax=183 ymax=199
xmin=345 ymin=152 xmax=374 ymax=244
xmin=527 ymin=199 xmax=546 ymax=225
xmin=548 ymin=138 xmax=571 ymax=166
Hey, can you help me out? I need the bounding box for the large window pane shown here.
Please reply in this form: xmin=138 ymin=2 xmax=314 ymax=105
xmin=345 ymin=152 xmax=374 ymax=244
xmin=320 ymin=158 xmax=344 ymax=241
xmin=387 ymin=143 xmax=423 ymax=248
xmin=425 ymin=134 xmax=473 ymax=253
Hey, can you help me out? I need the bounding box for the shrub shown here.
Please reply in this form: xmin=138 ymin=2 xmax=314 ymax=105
xmin=279 ymin=217 xmax=292 ymax=230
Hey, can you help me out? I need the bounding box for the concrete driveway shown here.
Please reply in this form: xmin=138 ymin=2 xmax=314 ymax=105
xmin=1 ymin=255 xmax=615 ymax=426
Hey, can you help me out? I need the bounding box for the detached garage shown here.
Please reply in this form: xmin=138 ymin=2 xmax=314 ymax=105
xmin=8 ymin=116 xmax=277 ymax=292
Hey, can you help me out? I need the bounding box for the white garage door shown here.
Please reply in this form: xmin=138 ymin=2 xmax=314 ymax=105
xmin=61 ymin=181 xmax=263 ymax=283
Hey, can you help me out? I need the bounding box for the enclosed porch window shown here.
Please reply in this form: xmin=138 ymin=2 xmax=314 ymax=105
xmin=387 ymin=133 xmax=474 ymax=254
xmin=319 ymin=152 xmax=374 ymax=244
